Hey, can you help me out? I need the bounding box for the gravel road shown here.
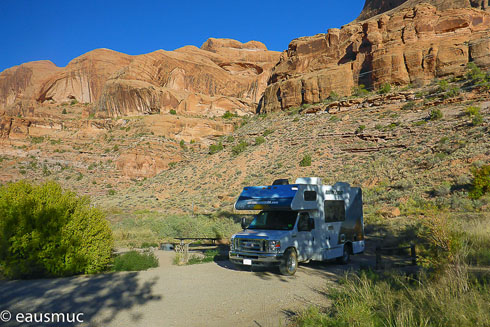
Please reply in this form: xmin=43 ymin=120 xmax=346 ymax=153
xmin=0 ymin=251 xmax=371 ymax=327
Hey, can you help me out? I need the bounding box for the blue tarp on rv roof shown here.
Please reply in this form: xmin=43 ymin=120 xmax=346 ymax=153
xmin=234 ymin=185 xmax=299 ymax=210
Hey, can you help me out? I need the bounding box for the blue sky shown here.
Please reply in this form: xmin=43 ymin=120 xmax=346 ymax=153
xmin=0 ymin=0 xmax=365 ymax=73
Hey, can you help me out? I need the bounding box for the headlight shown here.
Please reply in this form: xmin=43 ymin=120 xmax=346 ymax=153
xmin=267 ymin=240 xmax=281 ymax=252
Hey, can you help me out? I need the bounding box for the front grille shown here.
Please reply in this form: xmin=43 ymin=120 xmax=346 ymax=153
xmin=238 ymin=239 xmax=265 ymax=252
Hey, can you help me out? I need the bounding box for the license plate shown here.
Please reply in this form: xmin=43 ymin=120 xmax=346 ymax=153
xmin=243 ymin=259 xmax=252 ymax=265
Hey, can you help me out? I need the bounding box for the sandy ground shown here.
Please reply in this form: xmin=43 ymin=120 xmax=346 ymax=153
xmin=0 ymin=251 xmax=373 ymax=327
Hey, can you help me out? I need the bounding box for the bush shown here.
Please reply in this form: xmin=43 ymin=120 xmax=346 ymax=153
xmin=62 ymin=108 xmax=67 ymax=114
xmin=352 ymin=84 xmax=370 ymax=97
xmin=254 ymin=136 xmax=265 ymax=146
xmin=402 ymin=101 xmax=416 ymax=110
xmin=169 ymin=109 xmax=177 ymax=115
xmin=113 ymin=251 xmax=159 ymax=271
xmin=429 ymin=108 xmax=443 ymax=121
xmin=465 ymin=106 xmax=483 ymax=126
xmin=378 ymin=83 xmax=392 ymax=94
xmin=232 ymin=141 xmax=248 ymax=156
xmin=0 ymin=181 xmax=113 ymax=279
xmin=469 ymin=165 xmax=490 ymax=199
xmin=208 ymin=142 xmax=223 ymax=155
xmin=300 ymin=154 xmax=312 ymax=167
xmin=222 ymin=111 xmax=238 ymax=119
xmin=355 ymin=125 xmax=366 ymax=134
xmin=179 ymin=140 xmax=187 ymax=150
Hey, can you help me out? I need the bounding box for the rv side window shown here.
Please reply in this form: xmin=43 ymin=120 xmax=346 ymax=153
xmin=324 ymin=200 xmax=345 ymax=222
xmin=304 ymin=191 xmax=317 ymax=201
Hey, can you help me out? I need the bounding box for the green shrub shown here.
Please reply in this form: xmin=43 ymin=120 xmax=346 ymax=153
xmin=187 ymin=250 xmax=219 ymax=265
xmin=378 ymin=83 xmax=392 ymax=94
xmin=222 ymin=111 xmax=238 ymax=119
xmin=469 ymin=165 xmax=490 ymax=199
xmin=30 ymin=136 xmax=44 ymax=144
xmin=300 ymin=154 xmax=312 ymax=167
xmin=429 ymin=108 xmax=443 ymax=121
xmin=355 ymin=125 xmax=366 ymax=134
xmin=62 ymin=108 xmax=67 ymax=114
xmin=208 ymin=142 xmax=223 ymax=155
xmin=465 ymin=106 xmax=484 ymax=126
xmin=113 ymin=251 xmax=159 ymax=271
xmin=402 ymin=101 xmax=416 ymax=110
xmin=263 ymin=129 xmax=274 ymax=137
xmin=226 ymin=135 xmax=235 ymax=143
xmin=254 ymin=136 xmax=265 ymax=146
xmin=70 ymin=99 xmax=78 ymax=106
xmin=328 ymin=91 xmax=340 ymax=101
xmin=107 ymin=189 xmax=116 ymax=196
xmin=169 ymin=109 xmax=177 ymax=115
xmin=179 ymin=140 xmax=187 ymax=150
xmin=232 ymin=141 xmax=248 ymax=156
xmin=352 ymin=84 xmax=370 ymax=97
xmin=0 ymin=181 xmax=113 ymax=279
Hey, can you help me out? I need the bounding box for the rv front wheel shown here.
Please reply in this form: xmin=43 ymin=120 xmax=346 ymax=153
xmin=279 ymin=248 xmax=298 ymax=276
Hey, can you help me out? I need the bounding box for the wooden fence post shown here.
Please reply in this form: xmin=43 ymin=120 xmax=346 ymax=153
xmin=411 ymin=244 xmax=416 ymax=266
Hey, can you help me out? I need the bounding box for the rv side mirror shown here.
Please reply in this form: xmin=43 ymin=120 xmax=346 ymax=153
xmin=241 ymin=217 xmax=247 ymax=230
xmin=308 ymin=218 xmax=315 ymax=230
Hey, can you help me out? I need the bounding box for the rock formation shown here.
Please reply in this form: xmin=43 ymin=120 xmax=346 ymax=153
xmin=261 ymin=3 xmax=490 ymax=112
xmin=356 ymin=0 xmax=490 ymax=21
xmin=0 ymin=39 xmax=280 ymax=118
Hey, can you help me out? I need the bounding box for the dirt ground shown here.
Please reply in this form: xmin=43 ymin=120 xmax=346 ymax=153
xmin=0 ymin=251 xmax=373 ymax=327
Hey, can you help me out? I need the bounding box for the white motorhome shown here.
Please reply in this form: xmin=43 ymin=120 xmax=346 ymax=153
xmin=229 ymin=177 xmax=365 ymax=275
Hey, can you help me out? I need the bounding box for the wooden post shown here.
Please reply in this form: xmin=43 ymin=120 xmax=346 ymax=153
xmin=411 ymin=244 xmax=416 ymax=266
xmin=375 ymin=245 xmax=381 ymax=270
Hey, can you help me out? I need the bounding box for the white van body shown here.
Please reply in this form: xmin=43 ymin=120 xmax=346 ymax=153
xmin=229 ymin=178 xmax=365 ymax=274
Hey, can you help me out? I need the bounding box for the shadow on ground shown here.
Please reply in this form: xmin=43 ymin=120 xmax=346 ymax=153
xmin=0 ymin=272 xmax=161 ymax=327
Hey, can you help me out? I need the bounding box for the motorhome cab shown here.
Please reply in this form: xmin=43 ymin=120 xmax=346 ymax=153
xmin=229 ymin=177 xmax=365 ymax=275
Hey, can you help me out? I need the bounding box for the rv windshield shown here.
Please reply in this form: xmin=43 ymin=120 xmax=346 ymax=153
xmin=247 ymin=211 xmax=298 ymax=230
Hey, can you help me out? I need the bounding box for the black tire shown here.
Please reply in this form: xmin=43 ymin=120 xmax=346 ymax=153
xmin=279 ymin=248 xmax=298 ymax=276
xmin=337 ymin=244 xmax=351 ymax=264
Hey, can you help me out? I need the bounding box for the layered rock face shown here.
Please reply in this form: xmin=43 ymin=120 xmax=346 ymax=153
xmin=98 ymin=39 xmax=279 ymax=117
xmin=261 ymin=4 xmax=490 ymax=112
xmin=357 ymin=0 xmax=490 ymax=21
xmin=0 ymin=39 xmax=280 ymax=118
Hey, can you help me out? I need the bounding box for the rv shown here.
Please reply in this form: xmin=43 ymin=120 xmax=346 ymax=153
xmin=229 ymin=177 xmax=365 ymax=275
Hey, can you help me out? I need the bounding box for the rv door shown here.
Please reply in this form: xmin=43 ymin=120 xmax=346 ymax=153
xmin=324 ymin=200 xmax=345 ymax=249
xmin=295 ymin=212 xmax=314 ymax=261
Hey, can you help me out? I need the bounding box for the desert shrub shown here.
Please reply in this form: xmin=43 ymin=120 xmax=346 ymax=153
xmin=179 ymin=140 xmax=187 ymax=150
xmin=113 ymin=251 xmax=158 ymax=271
xmin=300 ymin=154 xmax=312 ymax=167
xmin=222 ymin=111 xmax=238 ymax=119
xmin=352 ymin=84 xmax=370 ymax=97
xmin=30 ymin=136 xmax=44 ymax=144
xmin=226 ymin=135 xmax=235 ymax=143
xmin=469 ymin=165 xmax=490 ymax=199
xmin=328 ymin=91 xmax=340 ymax=101
xmin=208 ymin=142 xmax=223 ymax=155
xmin=232 ymin=141 xmax=248 ymax=156
xmin=169 ymin=109 xmax=177 ymax=115
xmin=62 ymin=108 xmax=67 ymax=114
xmin=355 ymin=125 xmax=366 ymax=134
xmin=429 ymin=108 xmax=443 ymax=121
xmin=465 ymin=106 xmax=484 ymax=126
xmin=187 ymin=249 xmax=219 ymax=265
xmin=401 ymin=101 xmax=416 ymax=110
xmin=254 ymin=136 xmax=265 ymax=146
xmin=70 ymin=99 xmax=78 ymax=105
xmin=466 ymin=62 xmax=490 ymax=89
xmin=295 ymin=268 xmax=490 ymax=327
xmin=0 ymin=181 xmax=113 ymax=279
xmin=263 ymin=129 xmax=274 ymax=137
xmin=378 ymin=83 xmax=392 ymax=94
xmin=107 ymin=189 xmax=116 ymax=196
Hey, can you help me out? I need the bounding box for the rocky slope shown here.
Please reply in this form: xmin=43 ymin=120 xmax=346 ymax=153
xmin=261 ymin=3 xmax=490 ymax=112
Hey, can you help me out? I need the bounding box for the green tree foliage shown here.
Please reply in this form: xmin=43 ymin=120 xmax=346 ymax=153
xmin=378 ymin=83 xmax=392 ymax=94
xmin=469 ymin=165 xmax=490 ymax=199
xmin=0 ymin=181 xmax=113 ymax=279
xmin=232 ymin=141 xmax=248 ymax=156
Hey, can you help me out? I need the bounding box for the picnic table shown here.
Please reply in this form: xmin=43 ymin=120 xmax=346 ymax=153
xmin=172 ymin=238 xmax=221 ymax=263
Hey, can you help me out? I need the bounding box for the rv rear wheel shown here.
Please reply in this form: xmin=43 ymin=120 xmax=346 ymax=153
xmin=279 ymin=248 xmax=298 ymax=276
xmin=337 ymin=244 xmax=351 ymax=264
